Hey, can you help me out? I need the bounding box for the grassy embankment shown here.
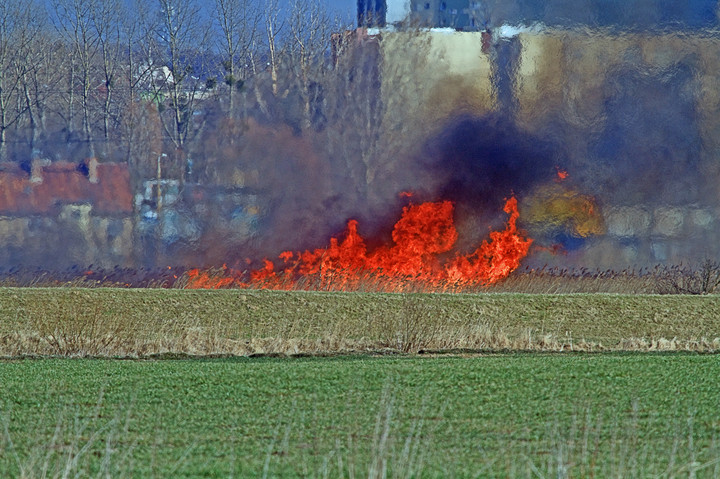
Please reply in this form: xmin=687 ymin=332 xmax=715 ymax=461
xmin=2 ymin=355 xmax=720 ymax=478
xmin=0 ymin=288 xmax=719 ymax=356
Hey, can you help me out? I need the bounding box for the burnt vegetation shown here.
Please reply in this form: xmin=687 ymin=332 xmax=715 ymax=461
xmin=2 ymin=262 xmax=720 ymax=294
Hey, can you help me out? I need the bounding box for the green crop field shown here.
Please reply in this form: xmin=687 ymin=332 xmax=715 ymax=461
xmin=1 ymin=355 xmax=719 ymax=478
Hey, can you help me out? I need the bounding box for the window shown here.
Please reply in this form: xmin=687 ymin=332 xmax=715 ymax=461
xmin=425 ymin=2 xmax=430 ymax=9
xmin=440 ymin=2 xmax=446 ymax=10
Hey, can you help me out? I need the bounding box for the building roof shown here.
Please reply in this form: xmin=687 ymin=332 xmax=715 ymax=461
xmin=0 ymin=161 xmax=133 ymax=216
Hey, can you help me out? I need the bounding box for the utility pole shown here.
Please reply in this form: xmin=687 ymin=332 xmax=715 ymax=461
xmin=157 ymin=153 xmax=167 ymax=212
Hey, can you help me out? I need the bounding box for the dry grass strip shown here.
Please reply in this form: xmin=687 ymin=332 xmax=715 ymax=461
xmin=1 ymin=288 xmax=719 ymax=357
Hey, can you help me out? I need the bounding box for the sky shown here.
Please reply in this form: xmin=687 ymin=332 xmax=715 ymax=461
xmin=320 ymin=0 xmax=356 ymax=19
xmin=286 ymin=0 xmax=355 ymax=23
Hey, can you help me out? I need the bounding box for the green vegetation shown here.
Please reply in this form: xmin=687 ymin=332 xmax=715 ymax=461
xmin=1 ymin=288 xmax=719 ymax=356
xmin=1 ymin=355 xmax=719 ymax=478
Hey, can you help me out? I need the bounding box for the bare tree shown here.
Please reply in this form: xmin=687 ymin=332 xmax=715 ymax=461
xmin=90 ymin=0 xmax=123 ymax=154
xmin=320 ymin=28 xmax=433 ymax=213
xmin=114 ymin=0 xmax=157 ymax=171
xmin=265 ymin=0 xmax=283 ymax=98
xmin=18 ymin=26 xmax=71 ymax=161
xmin=150 ymin=0 xmax=211 ymax=177
xmin=213 ymin=0 xmax=261 ymax=119
xmin=52 ymin=0 xmax=102 ymax=158
xmin=286 ymin=0 xmax=338 ymax=131
xmin=321 ymin=29 xmax=384 ymax=205
xmin=118 ymin=0 xmax=156 ymax=107
xmin=0 ymin=0 xmax=37 ymax=162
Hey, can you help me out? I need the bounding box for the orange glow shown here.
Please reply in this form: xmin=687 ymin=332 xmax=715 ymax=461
xmin=185 ymin=266 xmax=237 ymax=289
xmin=556 ymin=167 xmax=569 ymax=181
xmin=184 ymin=196 xmax=533 ymax=292
xmin=522 ymin=183 xmax=604 ymax=239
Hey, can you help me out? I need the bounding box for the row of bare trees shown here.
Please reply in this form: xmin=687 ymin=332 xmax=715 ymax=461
xmin=0 ymin=0 xmax=394 ymax=188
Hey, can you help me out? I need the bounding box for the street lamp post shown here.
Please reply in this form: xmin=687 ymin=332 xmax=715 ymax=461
xmin=157 ymin=153 xmax=167 ymax=212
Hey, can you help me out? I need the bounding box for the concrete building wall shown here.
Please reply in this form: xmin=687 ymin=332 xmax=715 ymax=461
xmin=387 ymin=0 xmax=411 ymax=23
xmin=379 ymin=30 xmax=496 ymax=134
xmin=0 ymin=210 xmax=134 ymax=269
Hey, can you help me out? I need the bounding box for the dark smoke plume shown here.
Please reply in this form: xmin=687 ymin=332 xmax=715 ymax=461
xmin=423 ymin=113 xmax=557 ymax=214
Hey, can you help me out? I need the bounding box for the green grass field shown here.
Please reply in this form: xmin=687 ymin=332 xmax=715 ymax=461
xmin=1 ymin=354 xmax=720 ymax=478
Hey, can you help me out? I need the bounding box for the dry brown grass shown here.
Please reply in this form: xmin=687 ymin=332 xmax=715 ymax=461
xmin=176 ymin=265 xmax=665 ymax=294
xmin=485 ymin=266 xmax=660 ymax=293
xmin=1 ymin=263 xmax=718 ymax=296
xmin=1 ymin=288 xmax=719 ymax=357
xmin=3 ymin=327 xmax=718 ymax=358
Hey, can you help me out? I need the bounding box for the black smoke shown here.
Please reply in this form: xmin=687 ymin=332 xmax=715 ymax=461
xmin=423 ymin=113 xmax=558 ymax=215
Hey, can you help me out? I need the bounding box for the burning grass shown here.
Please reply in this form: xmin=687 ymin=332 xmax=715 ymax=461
xmin=182 ymin=196 xmax=533 ymax=292
xmin=1 ymin=288 xmax=719 ymax=358
xmin=0 ymin=265 xmax=680 ymax=294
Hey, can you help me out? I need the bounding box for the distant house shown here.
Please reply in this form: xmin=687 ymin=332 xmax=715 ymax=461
xmin=0 ymin=158 xmax=132 ymax=216
xmin=0 ymin=158 xmax=134 ymax=269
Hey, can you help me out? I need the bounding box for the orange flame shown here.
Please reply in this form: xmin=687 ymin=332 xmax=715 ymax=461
xmin=556 ymin=166 xmax=569 ymax=181
xmin=184 ymin=196 xmax=532 ymax=292
xmin=185 ymin=266 xmax=237 ymax=289
xmin=446 ymin=197 xmax=533 ymax=286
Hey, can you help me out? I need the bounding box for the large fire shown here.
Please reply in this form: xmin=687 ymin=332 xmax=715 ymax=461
xmin=185 ymin=196 xmax=533 ymax=292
